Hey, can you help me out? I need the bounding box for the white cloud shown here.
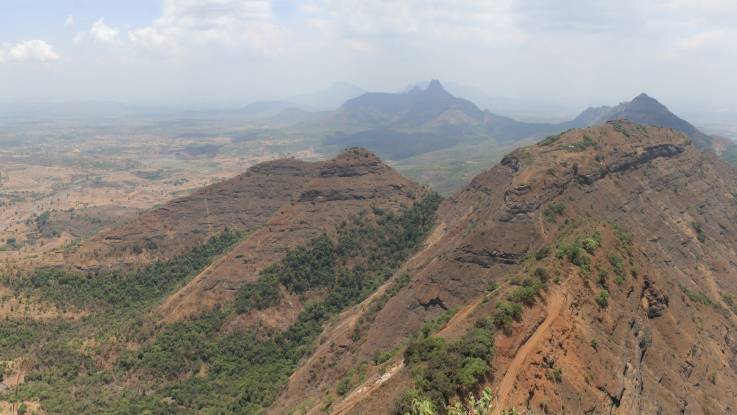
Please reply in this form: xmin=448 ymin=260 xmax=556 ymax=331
xmin=306 ymin=0 xmax=524 ymax=44
xmin=128 ymin=0 xmax=287 ymax=52
xmin=677 ymin=29 xmax=727 ymax=49
xmin=89 ymin=18 xmax=122 ymax=45
xmin=128 ymin=0 xmax=289 ymax=55
xmin=65 ymin=15 xmax=75 ymax=28
xmin=1 ymin=40 xmax=60 ymax=63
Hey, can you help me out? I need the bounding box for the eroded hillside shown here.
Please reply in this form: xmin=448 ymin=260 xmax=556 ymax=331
xmin=0 ymin=148 xmax=436 ymax=414
xmin=268 ymin=121 xmax=737 ymax=414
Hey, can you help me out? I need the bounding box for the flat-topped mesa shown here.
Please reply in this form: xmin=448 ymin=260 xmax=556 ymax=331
xmin=319 ymin=147 xmax=385 ymax=177
xmin=63 ymin=148 xmax=423 ymax=270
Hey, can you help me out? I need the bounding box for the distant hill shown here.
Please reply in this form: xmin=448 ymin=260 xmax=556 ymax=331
xmin=326 ymin=87 xmax=737 ymax=196
xmin=570 ymin=92 xmax=737 ymax=161
xmin=407 ymin=80 xmax=577 ymax=122
xmin=327 ymin=80 xmax=560 ymax=159
xmin=340 ymin=80 xmax=485 ymax=128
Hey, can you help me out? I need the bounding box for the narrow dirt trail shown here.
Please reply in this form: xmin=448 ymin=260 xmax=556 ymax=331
xmin=204 ymin=195 xmax=213 ymax=238
xmin=493 ymin=291 xmax=565 ymax=414
xmin=329 ymin=362 xmax=404 ymax=415
xmin=436 ymin=295 xmax=484 ymax=337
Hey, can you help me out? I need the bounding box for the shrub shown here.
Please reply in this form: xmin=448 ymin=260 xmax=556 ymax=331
xmin=493 ymin=302 xmax=523 ymax=330
xmin=456 ymin=357 xmax=488 ymax=388
xmin=613 ymin=224 xmax=632 ymax=246
xmin=533 ymin=267 xmax=549 ymax=282
xmin=558 ymin=244 xmax=591 ymax=273
xmin=373 ymin=348 xmax=398 ymax=365
xmin=595 ymin=290 xmax=609 ymax=308
xmin=508 ymin=286 xmax=538 ymax=305
xmin=547 ymin=367 xmax=563 ymax=383
xmin=580 ymin=237 xmax=599 ymax=255
xmin=535 ymin=246 xmax=550 ymax=260
xmin=336 ymin=375 xmax=352 ymax=396
xmin=608 ymin=254 xmax=624 ymax=277
xmin=596 ymin=268 xmax=608 ymax=287
xmin=543 ymin=203 xmax=565 ymax=223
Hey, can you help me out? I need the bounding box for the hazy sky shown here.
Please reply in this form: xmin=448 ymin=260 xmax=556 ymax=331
xmin=2 ymin=0 xmax=737 ymax=113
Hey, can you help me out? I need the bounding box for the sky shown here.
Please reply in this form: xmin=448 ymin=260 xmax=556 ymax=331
xmin=1 ymin=0 xmax=737 ymax=114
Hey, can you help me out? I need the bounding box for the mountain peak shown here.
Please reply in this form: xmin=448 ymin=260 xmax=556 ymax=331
xmin=629 ymin=92 xmax=663 ymax=107
xmin=427 ymin=79 xmax=445 ymax=92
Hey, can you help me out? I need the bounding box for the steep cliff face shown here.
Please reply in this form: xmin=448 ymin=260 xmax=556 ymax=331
xmin=269 ymin=121 xmax=737 ymax=414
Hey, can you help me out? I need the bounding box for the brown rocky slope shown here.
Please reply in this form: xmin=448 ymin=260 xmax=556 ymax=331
xmin=64 ymin=148 xmax=427 ymax=325
xmin=63 ymin=148 xmax=425 ymax=269
xmin=268 ymin=121 xmax=737 ymax=414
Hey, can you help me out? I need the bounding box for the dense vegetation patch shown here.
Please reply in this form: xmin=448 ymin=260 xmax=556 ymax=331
xmin=7 ymin=230 xmax=242 ymax=310
xmin=397 ymin=316 xmax=495 ymax=414
xmin=0 ymin=319 xmax=57 ymax=359
xmin=235 ymin=234 xmax=335 ymax=312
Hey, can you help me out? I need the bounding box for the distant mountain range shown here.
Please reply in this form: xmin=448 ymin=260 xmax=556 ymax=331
xmin=571 ymin=93 xmax=737 ymax=163
xmin=406 ymin=80 xmax=578 ymax=122
xmin=3 ymin=80 xmax=733 ymax=167
xmin=325 ymin=80 xmax=566 ymax=159
xmin=324 ymin=80 xmax=737 ymax=164
xmin=572 ymin=93 xmax=710 ymax=144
